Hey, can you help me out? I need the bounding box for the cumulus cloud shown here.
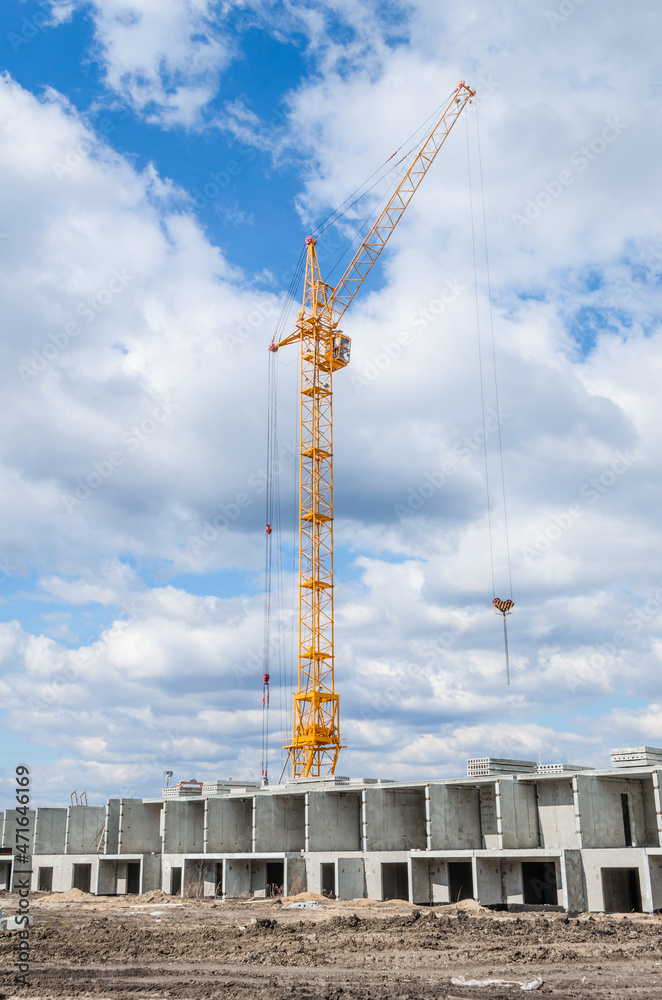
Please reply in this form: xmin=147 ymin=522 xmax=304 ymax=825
xmin=2 ymin=1 xmax=662 ymax=805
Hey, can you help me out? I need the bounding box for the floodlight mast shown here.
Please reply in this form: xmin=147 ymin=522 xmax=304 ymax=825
xmin=272 ymin=82 xmax=476 ymax=779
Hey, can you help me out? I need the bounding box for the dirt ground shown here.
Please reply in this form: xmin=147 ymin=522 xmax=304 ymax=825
xmin=1 ymin=889 xmax=661 ymax=999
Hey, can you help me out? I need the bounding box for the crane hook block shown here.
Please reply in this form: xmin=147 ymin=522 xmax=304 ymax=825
xmin=265 ymin=524 xmax=272 ymax=535
xmin=493 ymin=598 xmax=514 ymax=615
xmin=263 ymin=673 xmax=270 ymax=685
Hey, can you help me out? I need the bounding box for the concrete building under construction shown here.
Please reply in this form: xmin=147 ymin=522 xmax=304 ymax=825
xmin=2 ymin=746 xmax=662 ymax=914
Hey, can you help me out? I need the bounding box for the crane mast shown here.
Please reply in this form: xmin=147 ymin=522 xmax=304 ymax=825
xmin=274 ymin=82 xmax=475 ymax=778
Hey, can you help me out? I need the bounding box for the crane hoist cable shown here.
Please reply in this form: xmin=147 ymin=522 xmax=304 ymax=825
xmin=465 ymin=105 xmax=515 ymax=685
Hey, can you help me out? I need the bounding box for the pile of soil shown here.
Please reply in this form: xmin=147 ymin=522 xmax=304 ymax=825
xmin=0 ymin=895 xmax=661 ymax=998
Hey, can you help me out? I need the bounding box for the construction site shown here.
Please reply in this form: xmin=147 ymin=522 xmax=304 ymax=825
xmin=2 ymin=745 xmax=662 ymax=913
xmin=3 ymin=76 xmax=661 ymax=998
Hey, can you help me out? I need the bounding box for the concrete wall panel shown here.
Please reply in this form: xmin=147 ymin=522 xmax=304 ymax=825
xmin=119 ymin=801 xmax=162 ymax=854
xmin=225 ymin=859 xmax=251 ymax=898
xmin=97 ymin=859 xmax=117 ymax=895
xmin=649 ymin=856 xmax=662 ymax=911
xmin=337 ymin=857 xmax=365 ymax=899
xmin=205 ymin=797 xmax=252 ymax=853
xmin=253 ymin=795 xmax=305 ymax=853
xmin=430 ymin=860 xmax=450 ymax=904
xmin=582 ymin=848 xmax=652 ymax=912
xmin=285 ymin=855 xmax=307 ymax=896
xmin=429 ymin=786 xmax=481 ymax=850
xmin=34 ymin=809 xmax=67 ymax=855
xmin=578 ymin=777 xmax=648 ymax=849
xmin=537 ymin=780 xmax=577 ymax=849
xmin=104 ymin=800 xmax=120 ymax=854
xmin=3 ymin=809 xmax=35 ymax=857
xmin=500 ymin=858 xmax=523 ymax=904
xmin=478 ymin=786 xmax=499 ymax=849
xmin=363 ymin=789 xmax=426 ymax=852
xmin=66 ymin=806 xmax=106 ymax=854
xmin=410 ymin=857 xmax=431 ymax=904
xmin=500 ymin=781 xmax=539 ymax=850
xmin=474 ymin=857 xmax=502 ymax=905
xmin=163 ymin=800 xmax=205 ymax=854
xmin=142 ymin=852 xmax=161 ymax=893
xmin=307 ymin=791 xmax=360 ymax=852
xmin=560 ymin=849 xmax=585 ymax=911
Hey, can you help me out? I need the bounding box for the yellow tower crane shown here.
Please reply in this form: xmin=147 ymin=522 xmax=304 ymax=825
xmin=272 ymin=81 xmax=476 ymax=779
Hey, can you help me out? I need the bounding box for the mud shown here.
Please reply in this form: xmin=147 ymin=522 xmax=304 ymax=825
xmin=1 ymin=891 xmax=661 ymax=998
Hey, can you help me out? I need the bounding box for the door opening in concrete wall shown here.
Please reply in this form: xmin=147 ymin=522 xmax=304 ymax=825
xmin=0 ymin=862 xmax=11 ymax=891
xmin=266 ymin=862 xmax=284 ymax=897
xmin=522 ymin=861 xmax=558 ymax=905
xmin=621 ymin=794 xmax=633 ymax=846
xmin=448 ymin=861 xmax=474 ymax=902
xmin=38 ymin=867 xmax=53 ymax=891
xmin=215 ymin=862 xmax=223 ymax=896
xmin=126 ymin=862 xmax=140 ymax=895
xmin=382 ymin=862 xmax=409 ymax=901
xmin=320 ymin=862 xmax=336 ymax=898
xmin=602 ymin=867 xmax=642 ymax=912
xmin=73 ymin=864 xmax=92 ymax=893
xmin=170 ymin=867 xmax=182 ymax=896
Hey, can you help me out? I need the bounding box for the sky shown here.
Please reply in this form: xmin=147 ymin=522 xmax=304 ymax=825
xmin=0 ymin=0 xmax=661 ymax=808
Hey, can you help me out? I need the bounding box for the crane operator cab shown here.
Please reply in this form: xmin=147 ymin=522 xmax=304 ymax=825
xmin=330 ymin=334 xmax=351 ymax=370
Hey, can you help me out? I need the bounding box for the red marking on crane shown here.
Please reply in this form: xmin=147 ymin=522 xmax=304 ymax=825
xmin=268 ymin=340 xmax=278 ymax=352
xmin=305 ymin=235 xmax=317 ymax=246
